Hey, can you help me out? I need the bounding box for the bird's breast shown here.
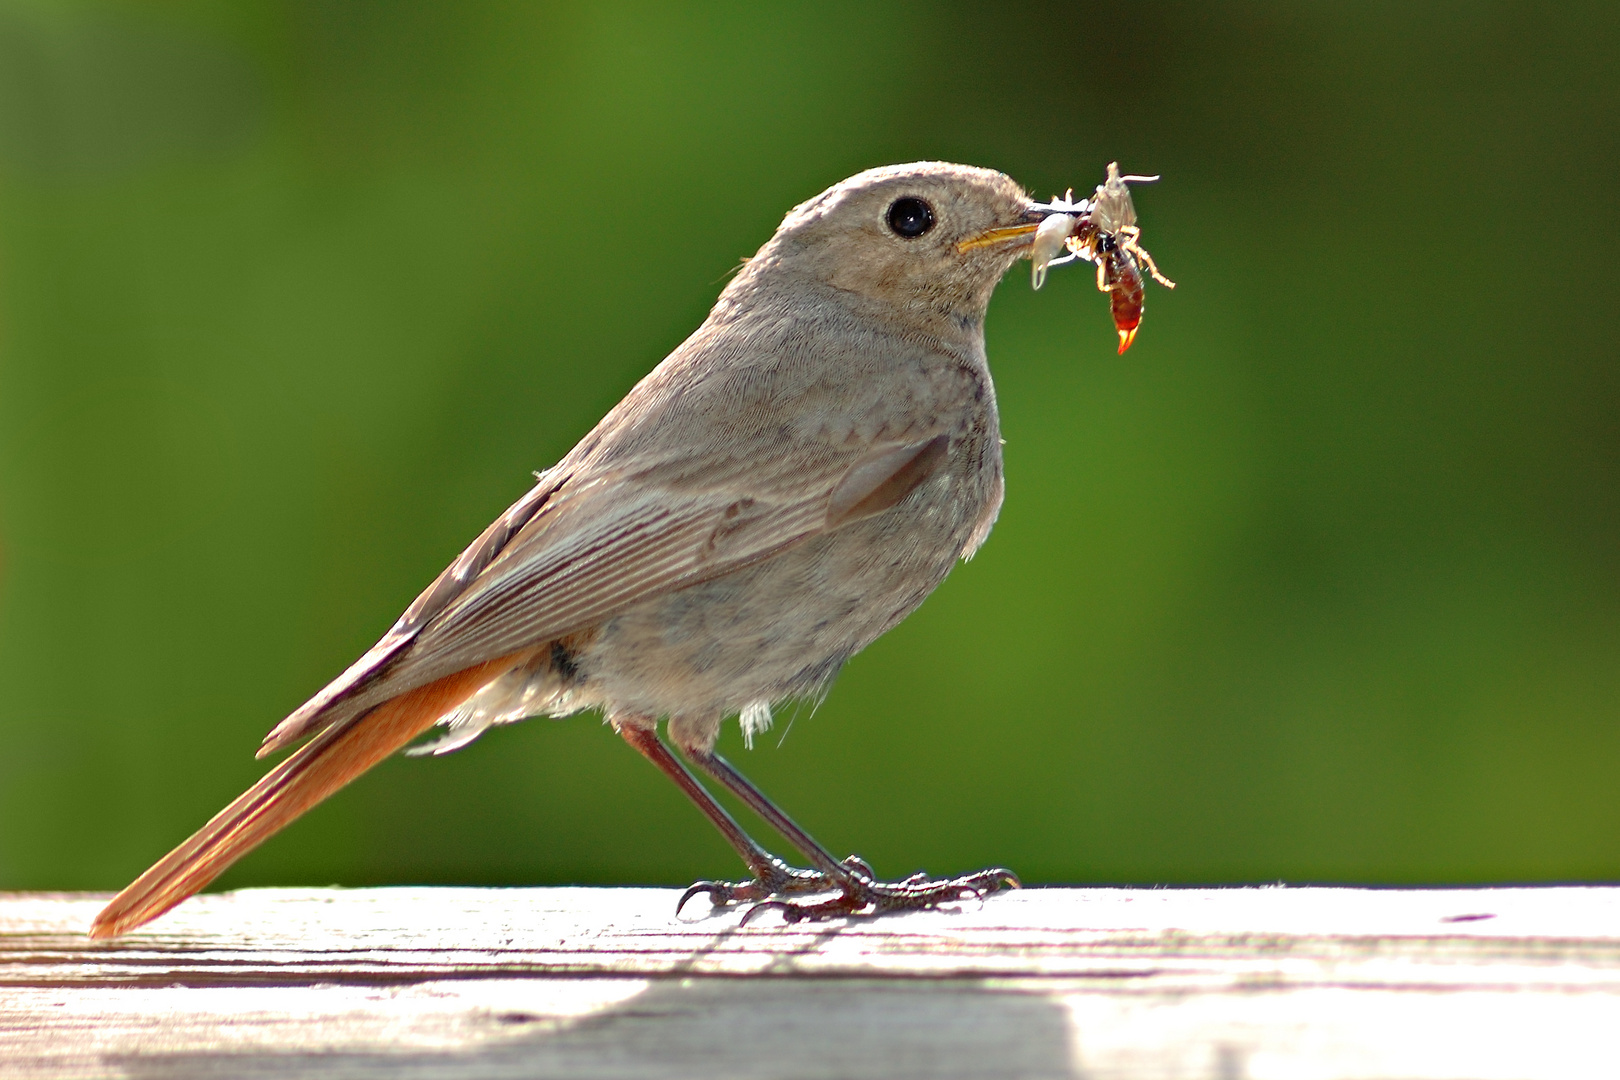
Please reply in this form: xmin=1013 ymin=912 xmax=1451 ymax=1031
xmin=576 ymin=400 xmax=1002 ymax=735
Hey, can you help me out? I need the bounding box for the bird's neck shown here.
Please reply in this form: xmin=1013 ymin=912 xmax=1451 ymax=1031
xmin=713 ymin=259 xmax=991 ymax=356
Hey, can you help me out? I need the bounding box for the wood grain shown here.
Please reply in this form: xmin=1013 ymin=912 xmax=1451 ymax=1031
xmin=3 ymin=886 xmax=1617 ymax=1078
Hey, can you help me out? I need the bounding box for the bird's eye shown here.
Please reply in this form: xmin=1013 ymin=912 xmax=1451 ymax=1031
xmin=886 ymin=197 xmax=935 ymax=239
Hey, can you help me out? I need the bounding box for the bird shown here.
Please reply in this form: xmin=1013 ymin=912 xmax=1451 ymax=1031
xmin=91 ymin=161 xmax=1075 ymax=938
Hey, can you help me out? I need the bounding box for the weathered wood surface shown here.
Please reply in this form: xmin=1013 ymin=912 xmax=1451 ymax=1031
xmin=3 ymin=885 xmax=1618 ymax=1078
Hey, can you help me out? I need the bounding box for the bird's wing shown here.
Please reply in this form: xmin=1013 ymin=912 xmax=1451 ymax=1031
xmin=255 ymin=474 xmax=565 ymax=755
xmin=258 ymin=429 xmax=949 ymax=755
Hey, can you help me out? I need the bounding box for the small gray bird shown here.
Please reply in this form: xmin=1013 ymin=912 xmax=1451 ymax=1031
xmin=92 ymin=162 xmax=1080 ymax=937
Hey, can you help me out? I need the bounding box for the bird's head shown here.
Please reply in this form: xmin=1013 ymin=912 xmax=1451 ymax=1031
xmin=734 ymin=162 xmax=1059 ymax=329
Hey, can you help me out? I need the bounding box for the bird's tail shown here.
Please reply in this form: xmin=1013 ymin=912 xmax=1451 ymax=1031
xmin=90 ymin=658 xmax=511 ymax=939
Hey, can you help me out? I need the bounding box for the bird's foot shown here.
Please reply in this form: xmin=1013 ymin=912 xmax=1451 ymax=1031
xmin=739 ymin=865 xmax=1020 ymax=925
xmin=677 ymin=854 xmax=875 ymax=915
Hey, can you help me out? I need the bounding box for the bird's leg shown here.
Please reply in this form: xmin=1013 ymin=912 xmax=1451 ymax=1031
xmin=682 ymin=748 xmax=1020 ymax=924
xmin=615 ymin=722 xmax=868 ymax=913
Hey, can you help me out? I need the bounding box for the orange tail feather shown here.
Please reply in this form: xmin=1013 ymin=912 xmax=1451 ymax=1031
xmin=90 ymin=658 xmax=512 ymax=939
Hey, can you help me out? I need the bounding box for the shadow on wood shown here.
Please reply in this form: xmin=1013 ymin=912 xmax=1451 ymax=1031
xmin=3 ymin=885 xmax=1617 ymax=1078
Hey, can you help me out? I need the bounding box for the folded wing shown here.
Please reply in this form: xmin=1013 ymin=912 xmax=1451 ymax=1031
xmin=258 ymin=431 xmax=950 ymax=756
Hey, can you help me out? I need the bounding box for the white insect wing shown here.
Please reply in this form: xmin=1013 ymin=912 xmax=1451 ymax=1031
xmin=1091 ymin=161 xmax=1153 ymax=235
xmin=1030 ymin=212 xmax=1077 ymax=290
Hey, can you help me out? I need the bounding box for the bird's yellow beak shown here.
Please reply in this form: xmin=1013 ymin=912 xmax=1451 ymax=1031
xmin=956 ymin=222 xmax=1040 ymax=253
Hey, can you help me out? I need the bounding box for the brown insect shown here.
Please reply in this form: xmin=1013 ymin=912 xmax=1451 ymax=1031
xmin=1029 ymin=163 xmax=1174 ymax=353
xmin=1098 ymin=233 xmax=1146 ymax=353
xmin=1083 ymin=162 xmax=1174 ymax=353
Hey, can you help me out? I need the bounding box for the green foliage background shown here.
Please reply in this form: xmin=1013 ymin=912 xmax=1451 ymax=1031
xmin=1 ymin=1 xmax=1617 ymax=893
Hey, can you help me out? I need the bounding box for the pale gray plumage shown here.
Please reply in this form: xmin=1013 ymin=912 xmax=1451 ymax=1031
xmin=261 ymin=162 xmax=1029 ymax=759
xmin=94 ymin=161 xmax=1053 ymax=938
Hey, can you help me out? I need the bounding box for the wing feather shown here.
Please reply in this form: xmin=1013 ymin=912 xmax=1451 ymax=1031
xmin=258 ymin=473 xmax=565 ymax=756
xmin=258 ymin=443 xmax=888 ymax=755
xmin=257 ymin=320 xmax=968 ymax=757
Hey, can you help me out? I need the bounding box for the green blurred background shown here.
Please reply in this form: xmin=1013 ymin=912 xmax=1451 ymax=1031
xmin=1 ymin=1 xmax=1616 ymax=894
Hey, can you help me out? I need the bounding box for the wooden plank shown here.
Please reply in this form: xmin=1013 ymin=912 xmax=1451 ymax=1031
xmin=3 ymin=886 xmax=1618 ymax=1078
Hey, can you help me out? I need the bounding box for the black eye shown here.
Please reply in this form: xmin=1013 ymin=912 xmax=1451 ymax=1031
xmin=886 ymin=197 xmax=935 ymax=238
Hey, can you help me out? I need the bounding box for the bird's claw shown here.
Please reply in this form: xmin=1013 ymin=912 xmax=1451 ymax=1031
xmin=675 ymin=854 xmax=875 ymax=917
xmin=739 ymin=866 xmax=1021 ymax=925
xmin=677 ymin=878 xmax=764 ymax=916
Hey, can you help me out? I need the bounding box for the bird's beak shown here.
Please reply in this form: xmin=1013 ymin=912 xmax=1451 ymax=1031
xmin=956 ymin=202 xmax=1075 ymax=253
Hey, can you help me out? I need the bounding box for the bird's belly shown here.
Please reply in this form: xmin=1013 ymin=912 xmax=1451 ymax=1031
xmin=579 ymin=473 xmax=988 ymax=736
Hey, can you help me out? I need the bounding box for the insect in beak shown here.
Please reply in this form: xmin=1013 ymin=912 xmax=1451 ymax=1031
xmin=1019 ymin=164 xmax=1175 ymax=354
